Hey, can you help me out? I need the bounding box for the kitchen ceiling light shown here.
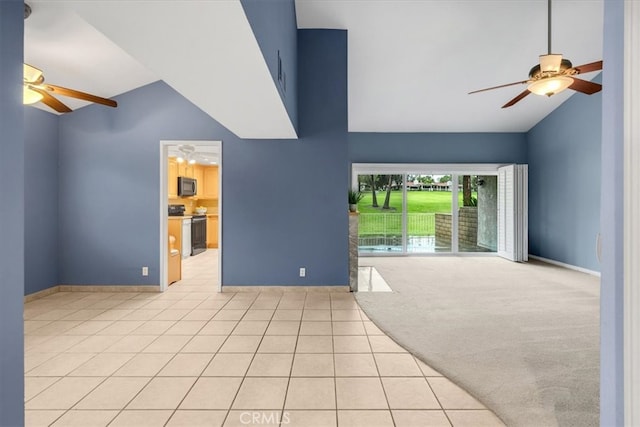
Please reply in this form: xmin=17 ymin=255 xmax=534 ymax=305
xmin=23 ymin=86 xmax=43 ymax=104
xmin=188 ymin=158 xmax=196 ymax=165
xmin=527 ymin=76 xmax=573 ymax=97
xmin=175 ymin=144 xmax=195 ymax=164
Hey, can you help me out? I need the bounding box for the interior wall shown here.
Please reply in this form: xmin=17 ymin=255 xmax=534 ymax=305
xmin=224 ymin=29 xmax=348 ymax=286
xmin=240 ymin=0 xmax=298 ymax=133
xmin=25 ymin=108 xmax=60 ymax=295
xmin=600 ymin=0 xmax=625 ymax=423
xmin=57 ymin=81 xmax=231 ymax=286
xmin=526 ymin=75 xmax=602 ymax=272
xmin=349 ymin=132 xmax=527 ymax=164
xmin=57 ymin=29 xmax=348 ymax=287
xmin=0 ymin=0 xmax=25 ymax=424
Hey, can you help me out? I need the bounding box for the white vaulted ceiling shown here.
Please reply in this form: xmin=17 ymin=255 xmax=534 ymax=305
xmin=24 ymin=0 xmax=603 ymax=135
xmin=24 ymin=0 xmax=297 ymax=139
xmin=296 ymin=0 xmax=603 ymax=132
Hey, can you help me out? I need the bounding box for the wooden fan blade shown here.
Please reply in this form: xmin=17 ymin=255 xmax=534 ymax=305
xmin=502 ymin=89 xmax=531 ymax=108
xmin=30 ymin=87 xmax=72 ymax=113
xmin=569 ymin=77 xmax=602 ymax=95
xmin=573 ymin=60 xmax=603 ymax=74
xmin=44 ymin=84 xmax=117 ymax=108
xmin=469 ymin=80 xmax=529 ymax=95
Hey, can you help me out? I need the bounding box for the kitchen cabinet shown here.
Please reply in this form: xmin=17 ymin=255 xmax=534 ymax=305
xmin=169 ymin=158 xmax=217 ymax=200
xmin=194 ymin=165 xmax=204 ymax=196
xmin=207 ymin=215 xmax=219 ymax=248
xmin=167 ymin=218 xmax=182 ymax=284
xmin=178 ymin=162 xmax=195 ymax=178
xmin=203 ymin=166 xmax=219 ymax=199
xmin=168 ymin=157 xmax=178 ymax=198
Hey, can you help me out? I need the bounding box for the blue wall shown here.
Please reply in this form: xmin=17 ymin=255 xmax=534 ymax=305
xmin=0 ymin=1 xmax=25 ymax=424
xmin=57 ymin=29 xmax=348 ymax=287
xmin=241 ymin=0 xmax=298 ymax=133
xmin=349 ymin=132 xmax=527 ymax=164
xmin=223 ymin=29 xmax=348 ymax=285
xmin=527 ymin=75 xmax=602 ymax=272
xmin=25 ymin=108 xmax=60 ymax=294
xmin=600 ymin=0 xmax=625 ymax=424
xmin=58 ymin=81 xmax=229 ymax=285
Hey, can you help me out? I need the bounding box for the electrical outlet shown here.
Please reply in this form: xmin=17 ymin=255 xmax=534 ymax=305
xmin=142 ymin=267 xmax=149 ymax=276
xmin=299 ymin=267 xmax=306 ymax=278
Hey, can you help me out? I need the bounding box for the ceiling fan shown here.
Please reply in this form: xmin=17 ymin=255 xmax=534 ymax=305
xmin=23 ymin=63 xmax=118 ymax=113
xmin=468 ymin=0 xmax=602 ymax=108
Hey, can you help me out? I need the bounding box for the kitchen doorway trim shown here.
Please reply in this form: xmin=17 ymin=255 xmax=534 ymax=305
xmin=159 ymin=140 xmax=222 ymax=293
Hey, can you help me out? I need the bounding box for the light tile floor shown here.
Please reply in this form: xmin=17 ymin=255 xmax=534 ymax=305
xmin=24 ymin=250 xmax=504 ymax=426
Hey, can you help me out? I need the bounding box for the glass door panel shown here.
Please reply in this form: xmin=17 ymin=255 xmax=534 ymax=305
xmin=357 ymin=174 xmax=403 ymax=253
xmin=406 ymin=174 xmax=452 ymax=253
xmin=457 ymin=175 xmax=497 ymax=252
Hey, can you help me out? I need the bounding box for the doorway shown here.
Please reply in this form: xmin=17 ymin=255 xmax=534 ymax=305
xmin=160 ymin=140 xmax=222 ymax=292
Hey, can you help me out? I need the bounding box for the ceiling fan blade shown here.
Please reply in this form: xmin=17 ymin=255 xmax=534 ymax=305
xmin=43 ymin=84 xmax=117 ymax=108
xmin=468 ymin=80 xmax=529 ymax=95
xmin=568 ymin=77 xmax=602 ymax=95
xmin=502 ymin=89 xmax=531 ymax=108
xmin=573 ymin=60 xmax=603 ymax=74
xmin=30 ymin=87 xmax=72 ymax=113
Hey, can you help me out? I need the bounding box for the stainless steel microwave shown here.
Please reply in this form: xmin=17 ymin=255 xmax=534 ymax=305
xmin=178 ymin=176 xmax=197 ymax=197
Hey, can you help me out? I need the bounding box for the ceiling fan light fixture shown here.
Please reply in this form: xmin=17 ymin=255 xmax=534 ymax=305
xmin=539 ymin=54 xmax=563 ymax=73
xmin=528 ymin=76 xmax=573 ymax=97
xmin=23 ymin=63 xmax=43 ymax=84
xmin=23 ymin=86 xmax=43 ymax=104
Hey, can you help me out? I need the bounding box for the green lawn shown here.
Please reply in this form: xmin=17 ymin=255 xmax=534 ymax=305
xmin=357 ymin=190 xmax=474 ymax=213
xmin=357 ymin=190 xmax=476 ymax=236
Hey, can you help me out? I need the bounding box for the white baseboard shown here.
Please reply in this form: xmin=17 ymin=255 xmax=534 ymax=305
xmin=222 ymin=285 xmax=350 ymax=293
xmin=528 ymin=255 xmax=601 ymax=277
xmin=25 ymin=284 xmax=161 ymax=303
xmin=24 ymin=286 xmax=61 ymax=303
xmin=58 ymin=285 xmax=161 ymax=293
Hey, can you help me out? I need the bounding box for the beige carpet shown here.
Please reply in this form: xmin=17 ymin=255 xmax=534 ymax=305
xmin=355 ymin=257 xmax=600 ymax=427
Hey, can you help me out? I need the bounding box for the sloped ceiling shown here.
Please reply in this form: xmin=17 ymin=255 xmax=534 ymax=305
xmin=24 ymin=0 xmax=603 ymax=135
xmin=24 ymin=1 xmax=297 ymax=139
xmin=296 ymin=0 xmax=603 ymax=132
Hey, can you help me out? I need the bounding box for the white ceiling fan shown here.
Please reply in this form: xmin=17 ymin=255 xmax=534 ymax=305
xmin=468 ymin=0 xmax=603 ymax=108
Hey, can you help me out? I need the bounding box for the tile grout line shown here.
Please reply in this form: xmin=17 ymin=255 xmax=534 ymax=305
xmin=366 ymin=322 xmax=395 ymax=424
xmin=277 ymin=291 xmax=305 ymax=427
xmin=115 ymin=290 xmax=235 ymax=426
xmin=220 ymin=291 xmax=281 ymax=427
xmin=331 ymin=294 xmax=340 ymax=426
xmin=116 ymin=289 xmax=234 ymax=425
xmin=152 ymin=296 xmax=230 ymax=427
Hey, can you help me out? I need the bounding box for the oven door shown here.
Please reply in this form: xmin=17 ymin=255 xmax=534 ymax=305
xmin=191 ymin=216 xmax=207 ymax=256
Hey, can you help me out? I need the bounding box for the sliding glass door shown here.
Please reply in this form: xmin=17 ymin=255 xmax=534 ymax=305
xmin=357 ymin=174 xmax=403 ymax=253
xmin=353 ymin=165 xmax=502 ymax=256
xmin=406 ymin=174 xmax=452 ymax=253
